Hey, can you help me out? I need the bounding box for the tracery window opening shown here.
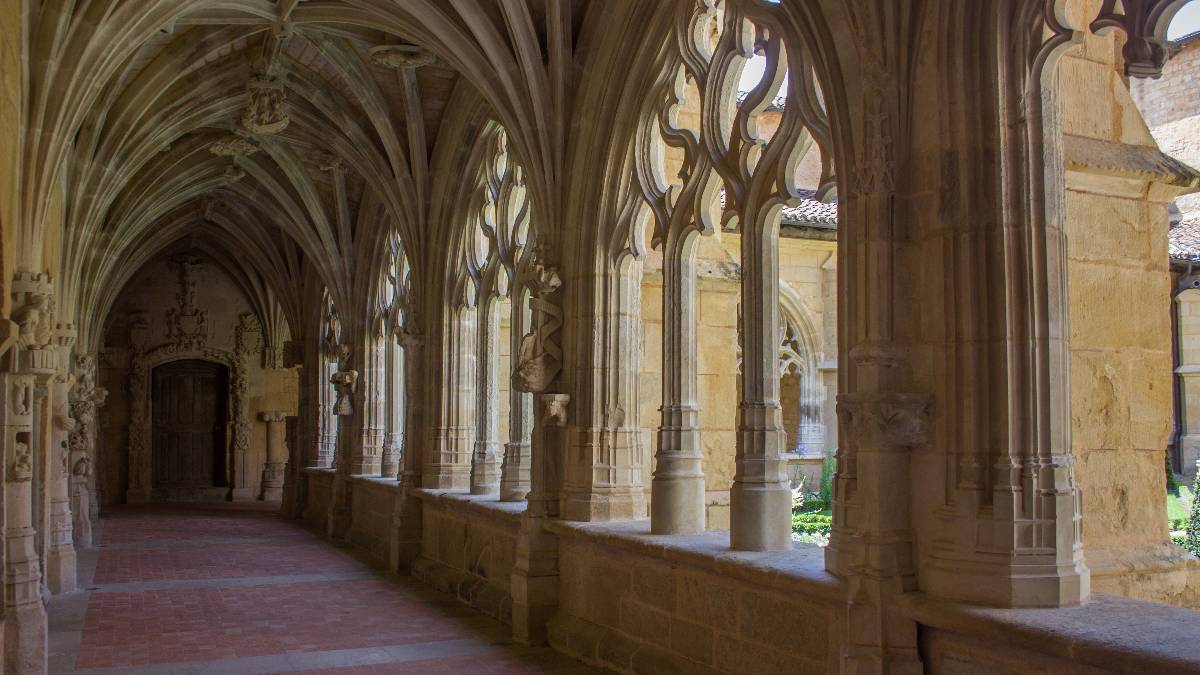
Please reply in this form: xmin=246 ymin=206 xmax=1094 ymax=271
xmin=317 ymin=290 xmax=341 ymax=470
xmin=634 ymin=0 xmax=835 ymax=549
xmin=461 ymin=128 xmax=533 ymax=499
xmin=379 ymin=232 xmax=410 ymax=478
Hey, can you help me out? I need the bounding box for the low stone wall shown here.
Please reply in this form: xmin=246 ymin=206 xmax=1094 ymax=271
xmin=411 ymin=490 xmax=524 ymax=624
xmin=545 ymin=521 xmax=845 ymax=674
xmin=292 ymin=478 xmax=1200 ymax=673
xmin=301 ymin=468 xmax=333 ymax=531
xmin=910 ymin=593 xmax=1200 ymax=673
xmin=1088 ymin=543 xmax=1200 ymax=609
xmin=349 ymin=477 xmax=399 ymax=566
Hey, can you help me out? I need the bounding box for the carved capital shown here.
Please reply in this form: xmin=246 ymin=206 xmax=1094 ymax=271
xmin=837 ymin=392 xmax=932 ymax=450
xmin=1089 ymin=0 xmax=1180 ymax=79
xmin=259 ymin=410 xmax=287 ymax=423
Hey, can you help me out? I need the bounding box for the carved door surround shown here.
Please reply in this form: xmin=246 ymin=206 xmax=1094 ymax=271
xmin=126 ymin=345 xmax=250 ymax=503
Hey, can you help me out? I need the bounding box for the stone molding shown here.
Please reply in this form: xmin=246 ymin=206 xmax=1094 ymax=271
xmin=126 ymin=343 xmax=250 ymax=502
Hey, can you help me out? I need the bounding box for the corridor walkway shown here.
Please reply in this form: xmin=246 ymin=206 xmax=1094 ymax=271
xmin=48 ymin=504 xmax=592 ymax=674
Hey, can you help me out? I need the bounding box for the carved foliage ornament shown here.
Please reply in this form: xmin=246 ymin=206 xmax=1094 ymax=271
xmin=165 ymin=254 xmax=209 ymax=350
xmin=837 ymin=392 xmax=932 ymax=450
xmin=210 ymin=133 xmax=259 ymax=157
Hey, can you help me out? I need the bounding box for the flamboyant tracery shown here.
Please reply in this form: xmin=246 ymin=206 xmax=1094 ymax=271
xmin=3 ymin=0 xmax=1199 ymax=672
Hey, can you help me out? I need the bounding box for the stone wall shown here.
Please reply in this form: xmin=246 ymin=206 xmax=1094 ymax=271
xmin=1131 ymin=38 xmax=1200 ymax=219
xmin=547 ymin=522 xmax=845 ymax=673
xmin=412 ymin=490 xmax=523 ymax=623
xmin=301 ymin=468 xmax=334 ymax=531
xmin=348 ymin=476 xmax=396 ymax=565
xmin=1060 ymin=20 xmax=1198 ymax=603
xmin=98 ymin=252 xmax=298 ymax=504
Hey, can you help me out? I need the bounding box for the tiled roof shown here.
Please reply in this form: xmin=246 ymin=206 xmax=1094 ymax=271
xmin=781 ymin=189 xmax=838 ymax=227
xmin=1171 ymin=217 xmax=1200 ymax=261
xmin=720 ymin=188 xmax=838 ymax=228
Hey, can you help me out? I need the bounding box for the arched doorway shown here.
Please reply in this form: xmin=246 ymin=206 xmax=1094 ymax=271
xmin=151 ymin=359 xmax=229 ymax=501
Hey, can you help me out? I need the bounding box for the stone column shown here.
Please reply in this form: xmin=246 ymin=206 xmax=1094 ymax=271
xmin=259 ymin=411 xmax=287 ymax=501
xmin=471 ymin=301 xmax=501 ymax=495
xmin=68 ymin=354 xmax=105 ymax=548
xmin=327 ymin=353 xmax=357 ymax=539
xmin=317 ymin=357 xmax=338 ymax=468
xmin=5 ymin=271 xmax=55 ymax=673
xmin=652 ymin=231 xmax=706 ymax=534
xmin=424 ymin=305 xmax=475 ymax=489
xmin=560 ymin=261 xmax=646 ymax=521
xmin=391 ymin=328 xmax=425 ymax=572
xmin=346 ymin=336 xmax=385 ymax=476
xmin=381 ymin=341 xmax=404 ymax=478
xmin=4 ymin=371 xmax=45 ymax=673
xmin=1176 ymin=288 xmax=1200 ymax=484
xmin=511 ymin=393 xmax=570 ymax=644
xmin=43 ymin=326 xmax=77 ymax=594
xmin=730 ymin=225 xmax=792 ymax=551
xmin=501 ymin=293 xmax=532 ymax=501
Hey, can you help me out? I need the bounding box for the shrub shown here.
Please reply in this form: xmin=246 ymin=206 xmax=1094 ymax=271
xmin=791 ymin=512 xmax=832 ymax=537
xmin=819 ymin=451 xmax=835 ymax=505
xmin=1167 ymin=451 xmax=1183 ymax=495
xmin=1187 ymin=460 xmax=1200 ymax=556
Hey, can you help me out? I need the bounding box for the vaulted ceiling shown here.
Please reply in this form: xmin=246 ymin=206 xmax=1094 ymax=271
xmin=22 ymin=0 xmax=589 ymax=349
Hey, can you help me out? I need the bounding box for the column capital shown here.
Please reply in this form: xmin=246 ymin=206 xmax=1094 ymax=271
xmin=259 ymin=410 xmax=287 ymax=423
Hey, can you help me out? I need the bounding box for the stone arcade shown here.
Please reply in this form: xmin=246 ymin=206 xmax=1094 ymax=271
xmin=3 ymin=0 xmax=1200 ymax=672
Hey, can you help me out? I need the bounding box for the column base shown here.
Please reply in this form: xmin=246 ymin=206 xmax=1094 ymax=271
xmin=650 ymin=473 xmax=706 ymax=534
xmin=261 ymin=486 xmax=283 ymax=502
xmin=560 ymin=488 xmax=646 ymax=522
xmin=3 ymin=601 xmax=47 ymax=674
xmin=923 ymin=554 xmax=1089 ymax=607
xmin=730 ymin=481 xmax=792 ymax=551
xmin=44 ymin=546 xmax=77 ymax=594
xmin=421 ymin=465 xmax=471 ymax=491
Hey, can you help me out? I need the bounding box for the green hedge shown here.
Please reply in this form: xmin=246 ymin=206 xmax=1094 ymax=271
xmin=791 ymin=513 xmax=832 ymax=536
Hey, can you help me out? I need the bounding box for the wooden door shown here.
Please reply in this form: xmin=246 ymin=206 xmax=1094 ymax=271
xmin=152 ymin=359 xmax=228 ymax=490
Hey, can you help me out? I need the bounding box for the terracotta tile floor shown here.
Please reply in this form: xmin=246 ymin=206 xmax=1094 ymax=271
xmin=49 ymin=504 xmax=594 ymax=674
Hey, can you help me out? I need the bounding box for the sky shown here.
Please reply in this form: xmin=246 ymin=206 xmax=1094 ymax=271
xmin=1170 ymin=2 xmax=1200 ymax=39
xmin=735 ymin=5 xmax=1200 ymax=96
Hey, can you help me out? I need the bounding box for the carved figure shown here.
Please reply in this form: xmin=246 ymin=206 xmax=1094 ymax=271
xmin=512 ymin=261 xmax=564 ymax=393
xmin=11 ymin=441 xmax=32 ymax=481
xmin=331 ymin=369 xmax=359 ymax=416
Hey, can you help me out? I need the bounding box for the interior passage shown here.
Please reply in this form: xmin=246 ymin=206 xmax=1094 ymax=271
xmin=48 ymin=504 xmax=593 ymax=674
